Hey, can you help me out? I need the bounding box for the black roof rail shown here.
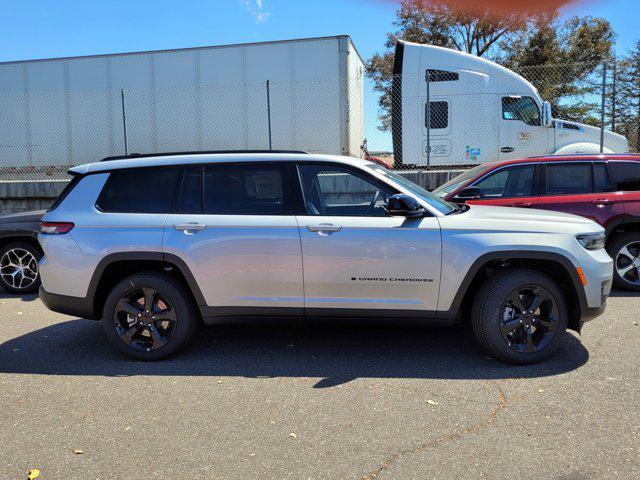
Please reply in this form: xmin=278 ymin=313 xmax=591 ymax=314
xmin=101 ymin=150 xmax=309 ymax=162
xmin=527 ymin=153 xmax=640 ymax=159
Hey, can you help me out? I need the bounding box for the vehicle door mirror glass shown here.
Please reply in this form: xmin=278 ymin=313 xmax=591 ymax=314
xmin=455 ymin=186 xmax=483 ymax=200
xmin=384 ymin=194 xmax=426 ymax=218
xmin=542 ymin=101 xmax=553 ymax=127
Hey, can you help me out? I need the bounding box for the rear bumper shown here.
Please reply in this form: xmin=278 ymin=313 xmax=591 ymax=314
xmin=39 ymin=286 xmax=98 ymax=320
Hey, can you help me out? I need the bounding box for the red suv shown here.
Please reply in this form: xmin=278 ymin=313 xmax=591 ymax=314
xmin=433 ymin=154 xmax=640 ymax=291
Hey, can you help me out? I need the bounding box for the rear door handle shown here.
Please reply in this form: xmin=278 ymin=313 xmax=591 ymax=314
xmin=592 ymin=199 xmax=616 ymax=205
xmin=509 ymin=202 xmax=532 ymax=208
xmin=307 ymin=223 xmax=342 ymax=234
xmin=174 ymin=223 xmax=207 ymax=233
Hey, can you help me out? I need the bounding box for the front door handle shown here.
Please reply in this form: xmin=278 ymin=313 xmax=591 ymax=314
xmin=174 ymin=223 xmax=207 ymax=233
xmin=509 ymin=202 xmax=532 ymax=208
xmin=592 ymin=199 xmax=616 ymax=205
xmin=307 ymin=223 xmax=342 ymax=235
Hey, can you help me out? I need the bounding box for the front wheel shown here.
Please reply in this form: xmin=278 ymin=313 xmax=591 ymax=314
xmin=102 ymin=273 xmax=199 ymax=360
xmin=607 ymin=233 xmax=640 ymax=292
xmin=471 ymin=269 xmax=568 ymax=364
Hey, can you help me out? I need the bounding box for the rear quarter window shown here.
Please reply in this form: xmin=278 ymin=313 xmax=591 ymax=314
xmin=609 ymin=162 xmax=640 ymax=192
xmin=96 ymin=167 xmax=180 ymax=213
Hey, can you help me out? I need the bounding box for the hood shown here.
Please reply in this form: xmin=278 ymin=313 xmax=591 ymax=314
xmin=0 ymin=210 xmax=45 ymax=224
xmin=441 ymin=204 xmax=602 ymax=236
xmin=554 ymin=119 xmax=629 ymax=153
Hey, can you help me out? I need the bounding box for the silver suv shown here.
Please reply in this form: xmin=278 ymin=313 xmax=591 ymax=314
xmin=39 ymin=152 xmax=613 ymax=363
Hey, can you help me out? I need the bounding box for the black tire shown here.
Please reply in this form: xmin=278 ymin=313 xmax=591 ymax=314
xmin=471 ymin=269 xmax=569 ymax=364
xmin=607 ymin=232 xmax=640 ymax=292
xmin=102 ymin=272 xmax=199 ymax=360
xmin=0 ymin=241 xmax=42 ymax=294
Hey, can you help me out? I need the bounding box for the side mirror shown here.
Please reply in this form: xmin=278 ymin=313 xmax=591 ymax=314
xmin=455 ymin=186 xmax=483 ymax=200
xmin=542 ymin=101 xmax=553 ymax=127
xmin=384 ymin=194 xmax=426 ymax=218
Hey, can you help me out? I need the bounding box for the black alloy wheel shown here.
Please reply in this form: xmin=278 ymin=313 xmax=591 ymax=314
xmin=499 ymin=285 xmax=559 ymax=354
xmin=114 ymin=287 xmax=178 ymax=352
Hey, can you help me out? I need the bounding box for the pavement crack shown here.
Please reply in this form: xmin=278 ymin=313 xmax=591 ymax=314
xmin=361 ymin=381 xmax=508 ymax=480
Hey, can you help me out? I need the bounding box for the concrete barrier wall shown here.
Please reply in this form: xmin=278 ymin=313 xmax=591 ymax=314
xmin=0 ymin=169 xmax=465 ymax=215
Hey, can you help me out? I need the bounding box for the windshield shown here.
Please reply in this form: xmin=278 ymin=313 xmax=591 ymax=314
xmin=366 ymin=164 xmax=457 ymax=215
xmin=432 ymin=164 xmax=489 ymax=198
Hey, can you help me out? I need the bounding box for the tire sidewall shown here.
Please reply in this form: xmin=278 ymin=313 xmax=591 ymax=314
xmin=0 ymin=241 xmax=42 ymax=294
xmin=479 ymin=271 xmax=569 ymax=364
xmin=102 ymin=273 xmax=195 ymax=360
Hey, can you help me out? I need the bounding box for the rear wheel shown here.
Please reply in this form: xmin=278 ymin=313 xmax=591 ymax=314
xmin=607 ymin=233 xmax=640 ymax=292
xmin=102 ymin=273 xmax=199 ymax=360
xmin=471 ymin=269 xmax=568 ymax=364
xmin=0 ymin=241 xmax=41 ymax=294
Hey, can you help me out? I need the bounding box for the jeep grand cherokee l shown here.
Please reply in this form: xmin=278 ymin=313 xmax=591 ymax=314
xmin=38 ymin=152 xmax=613 ymax=364
xmin=433 ymin=154 xmax=640 ymax=291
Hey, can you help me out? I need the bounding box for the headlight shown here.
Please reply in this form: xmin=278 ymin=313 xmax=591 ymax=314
xmin=576 ymin=232 xmax=606 ymax=250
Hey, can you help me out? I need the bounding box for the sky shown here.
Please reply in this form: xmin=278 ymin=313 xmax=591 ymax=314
xmin=1 ymin=0 xmax=638 ymax=150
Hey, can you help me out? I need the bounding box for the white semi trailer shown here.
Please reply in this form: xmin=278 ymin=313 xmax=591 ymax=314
xmin=392 ymin=40 xmax=629 ymax=167
xmin=0 ymin=36 xmax=364 ymax=174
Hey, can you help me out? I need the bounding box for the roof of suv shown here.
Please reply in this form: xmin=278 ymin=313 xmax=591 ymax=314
xmin=69 ymin=152 xmax=373 ymax=175
xmin=475 ymin=153 xmax=640 ymax=172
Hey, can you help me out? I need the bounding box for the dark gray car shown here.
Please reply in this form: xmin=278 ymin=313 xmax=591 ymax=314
xmin=0 ymin=210 xmax=44 ymax=294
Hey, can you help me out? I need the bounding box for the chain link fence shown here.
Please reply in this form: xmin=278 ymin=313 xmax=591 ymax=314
xmin=0 ymin=59 xmax=639 ymax=183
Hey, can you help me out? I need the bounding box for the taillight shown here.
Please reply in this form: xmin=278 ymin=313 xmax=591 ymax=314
xmin=40 ymin=222 xmax=75 ymax=234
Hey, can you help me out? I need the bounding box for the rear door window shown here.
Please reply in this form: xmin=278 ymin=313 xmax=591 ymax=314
xmin=203 ymin=163 xmax=290 ymax=215
xmin=96 ymin=168 xmax=180 ymax=213
xmin=609 ymin=162 xmax=640 ymax=192
xmin=471 ymin=164 xmax=536 ymax=198
xmin=543 ymin=163 xmax=592 ymax=195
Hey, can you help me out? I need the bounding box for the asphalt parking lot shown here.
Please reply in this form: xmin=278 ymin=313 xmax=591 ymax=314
xmin=0 ymin=290 xmax=639 ymax=480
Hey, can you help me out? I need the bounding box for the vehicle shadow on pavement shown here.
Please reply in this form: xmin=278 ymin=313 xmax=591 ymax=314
xmin=607 ymin=288 xmax=638 ymax=298
xmin=0 ymin=291 xmax=38 ymax=302
xmin=0 ymin=318 xmax=589 ymax=387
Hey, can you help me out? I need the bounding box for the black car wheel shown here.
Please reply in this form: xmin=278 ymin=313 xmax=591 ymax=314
xmin=472 ymin=269 xmax=568 ymax=364
xmin=0 ymin=241 xmax=42 ymax=294
xmin=607 ymin=233 xmax=640 ymax=292
xmin=102 ymin=272 xmax=199 ymax=360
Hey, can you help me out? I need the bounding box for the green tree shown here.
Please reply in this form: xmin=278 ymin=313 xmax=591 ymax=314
xmin=366 ymin=0 xmax=531 ymax=130
xmin=618 ymin=41 xmax=640 ymax=151
xmin=367 ymin=2 xmax=616 ymax=128
xmin=501 ymin=14 xmax=615 ymax=123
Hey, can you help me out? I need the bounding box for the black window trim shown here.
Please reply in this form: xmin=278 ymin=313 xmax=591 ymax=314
xmin=293 ymin=161 xmax=402 ymax=217
xmin=592 ymin=161 xmax=614 ymax=194
xmin=468 ymin=162 xmax=540 ymax=200
xmin=540 ymin=161 xmax=600 ymax=197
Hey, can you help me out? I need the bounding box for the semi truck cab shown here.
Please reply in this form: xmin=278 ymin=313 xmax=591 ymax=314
xmin=392 ymin=40 xmax=629 ymax=167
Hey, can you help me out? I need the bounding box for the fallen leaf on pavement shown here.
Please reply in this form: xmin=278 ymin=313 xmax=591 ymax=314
xmin=289 ymin=432 xmax=297 ymax=438
xmin=538 ymin=388 xmax=545 ymax=393
xmin=72 ymin=448 xmax=84 ymax=455
xmin=426 ymin=400 xmax=438 ymax=405
xmin=27 ymin=468 xmax=40 ymax=479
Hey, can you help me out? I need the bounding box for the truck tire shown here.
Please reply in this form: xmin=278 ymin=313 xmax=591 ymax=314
xmin=607 ymin=232 xmax=640 ymax=291
xmin=102 ymin=272 xmax=199 ymax=360
xmin=471 ymin=269 xmax=568 ymax=364
xmin=0 ymin=241 xmax=42 ymax=294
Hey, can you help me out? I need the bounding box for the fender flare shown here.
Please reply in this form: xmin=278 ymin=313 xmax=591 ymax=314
xmin=86 ymin=251 xmax=207 ymax=306
xmin=437 ymin=250 xmax=588 ymax=322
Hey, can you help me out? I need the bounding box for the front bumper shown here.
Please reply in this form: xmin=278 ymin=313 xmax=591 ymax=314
xmin=39 ymin=286 xmax=98 ymax=320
